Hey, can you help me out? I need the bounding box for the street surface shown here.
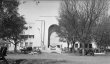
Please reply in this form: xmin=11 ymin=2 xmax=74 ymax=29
xmin=6 ymin=53 xmax=110 ymax=64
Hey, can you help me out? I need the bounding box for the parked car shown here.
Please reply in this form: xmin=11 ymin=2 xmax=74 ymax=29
xmin=85 ymin=48 xmax=94 ymax=56
xmin=94 ymin=48 xmax=105 ymax=55
xmin=20 ymin=47 xmax=32 ymax=54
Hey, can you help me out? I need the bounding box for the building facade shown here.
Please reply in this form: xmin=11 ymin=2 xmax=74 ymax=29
xmin=7 ymin=16 xmax=67 ymax=52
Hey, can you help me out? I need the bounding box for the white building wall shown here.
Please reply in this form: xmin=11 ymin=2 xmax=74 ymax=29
xmin=37 ymin=17 xmax=59 ymax=51
xmin=23 ymin=22 xmax=42 ymax=47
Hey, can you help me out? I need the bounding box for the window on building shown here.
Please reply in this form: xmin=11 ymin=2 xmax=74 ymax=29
xmin=75 ymin=44 xmax=78 ymax=48
xmin=32 ymin=35 xmax=34 ymax=38
xmin=29 ymin=35 xmax=31 ymax=38
xmin=89 ymin=44 xmax=92 ymax=48
xmin=24 ymin=35 xmax=28 ymax=39
xmin=25 ymin=42 xmax=28 ymax=47
xmin=29 ymin=35 xmax=34 ymax=38
xmin=20 ymin=42 xmax=23 ymax=47
xmin=29 ymin=42 xmax=33 ymax=47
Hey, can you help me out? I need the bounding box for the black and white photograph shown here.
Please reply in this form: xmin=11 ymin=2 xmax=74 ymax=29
xmin=0 ymin=0 xmax=110 ymax=64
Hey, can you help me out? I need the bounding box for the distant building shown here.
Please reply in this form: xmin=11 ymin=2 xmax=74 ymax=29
xmin=74 ymin=40 xmax=97 ymax=51
xmin=8 ymin=16 xmax=68 ymax=53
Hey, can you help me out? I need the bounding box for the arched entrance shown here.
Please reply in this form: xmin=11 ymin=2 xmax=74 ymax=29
xmin=48 ymin=24 xmax=59 ymax=47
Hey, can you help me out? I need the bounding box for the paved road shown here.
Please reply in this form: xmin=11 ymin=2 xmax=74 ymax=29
xmin=6 ymin=53 xmax=110 ymax=64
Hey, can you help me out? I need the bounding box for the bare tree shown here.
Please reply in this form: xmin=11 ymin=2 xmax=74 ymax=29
xmin=58 ymin=0 xmax=109 ymax=55
xmin=94 ymin=16 xmax=110 ymax=49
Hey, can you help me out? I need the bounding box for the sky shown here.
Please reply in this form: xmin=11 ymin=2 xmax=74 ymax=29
xmin=18 ymin=0 xmax=61 ymax=45
xmin=18 ymin=0 xmax=61 ymax=23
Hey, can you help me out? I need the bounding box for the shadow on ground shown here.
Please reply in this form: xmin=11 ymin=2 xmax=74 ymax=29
xmin=0 ymin=59 xmax=67 ymax=64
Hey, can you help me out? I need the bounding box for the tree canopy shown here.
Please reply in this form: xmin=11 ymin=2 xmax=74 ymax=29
xmin=58 ymin=0 xmax=109 ymax=44
xmin=0 ymin=0 xmax=26 ymax=52
xmin=58 ymin=0 xmax=109 ymax=54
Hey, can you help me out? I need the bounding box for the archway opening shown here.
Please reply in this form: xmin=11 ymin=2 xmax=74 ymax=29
xmin=48 ymin=24 xmax=59 ymax=48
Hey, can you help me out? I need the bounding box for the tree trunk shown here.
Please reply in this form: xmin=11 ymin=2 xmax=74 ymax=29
xmin=67 ymin=42 xmax=69 ymax=52
xmin=14 ymin=43 xmax=17 ymax=53
xmin=82 ymin=43 xmax=85 ymax=56
xmin=72 ymin=41 xmax=75 ymax=52
xmin=70 ymin=41 xmax=75 ymax=53
xmin=14 ymin=39 xmax=18 ymax=53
